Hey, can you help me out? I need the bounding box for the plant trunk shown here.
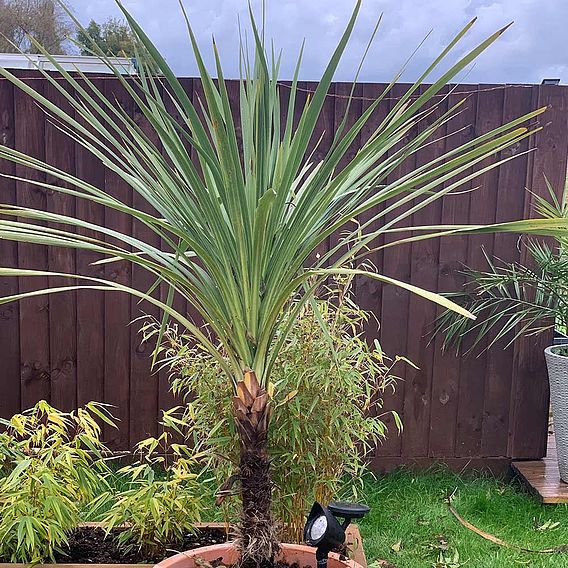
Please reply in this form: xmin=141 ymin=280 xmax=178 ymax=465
xmin=232 ymin=370 xmax=279 ymax=568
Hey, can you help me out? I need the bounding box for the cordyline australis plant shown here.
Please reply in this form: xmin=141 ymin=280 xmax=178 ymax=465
xmin=0 ymin=1 xmax=567 ymax=566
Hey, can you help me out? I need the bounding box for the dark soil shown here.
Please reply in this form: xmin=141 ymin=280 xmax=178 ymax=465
xmin=53 ymin=526 xmax=228 ymax=564
xmin=3 ymin=526 xmax=342 ymax=566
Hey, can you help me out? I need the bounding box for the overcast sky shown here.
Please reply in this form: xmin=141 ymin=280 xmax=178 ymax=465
xmin=68 ymin=0 xmax=567 ymax=85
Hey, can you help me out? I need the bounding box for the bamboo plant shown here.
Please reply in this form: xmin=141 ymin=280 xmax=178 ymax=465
xmin=0 ymin=1 xmax=567 ymax=566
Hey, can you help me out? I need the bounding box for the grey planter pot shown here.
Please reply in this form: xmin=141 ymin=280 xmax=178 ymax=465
xmin=545 ymin=345 xmax=568 ymax=483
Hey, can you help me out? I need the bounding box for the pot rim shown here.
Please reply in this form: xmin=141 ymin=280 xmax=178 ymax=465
xmin=154 ymin=542 xmax=364 ymax=568
xmin=545 ymin=345 xmax=568 ymax=359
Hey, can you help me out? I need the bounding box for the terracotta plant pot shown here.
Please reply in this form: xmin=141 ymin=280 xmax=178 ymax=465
xmin=0 ymin=523 xmax=367 ymax=568
xmin=155 ymin=542 xmax=364 ymax=568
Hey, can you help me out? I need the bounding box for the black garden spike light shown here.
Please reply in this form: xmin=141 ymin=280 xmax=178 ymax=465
xmin=303 ymin=501 xmax=370 ymax=568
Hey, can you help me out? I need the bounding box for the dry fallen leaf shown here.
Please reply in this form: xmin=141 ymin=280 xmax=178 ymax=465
xmin=536 ymin=519 xmax=561 ymax=531
xmin=368 ymin=561 xmax=398 ymax=568
xmin=391 ymin=540 xmax=402 ymax=553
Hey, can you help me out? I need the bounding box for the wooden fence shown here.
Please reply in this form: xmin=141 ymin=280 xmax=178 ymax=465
xmin=1 ymin=72 xmax=567 ymax=471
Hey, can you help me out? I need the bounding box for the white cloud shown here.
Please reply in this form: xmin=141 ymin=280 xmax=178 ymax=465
xmin=68 ymin=0 xmax=567 ymax=84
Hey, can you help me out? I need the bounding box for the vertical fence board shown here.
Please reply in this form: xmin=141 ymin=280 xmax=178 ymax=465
xmin=128 ymin=85 xmax=162 ymax=445
xmin=357 ymin=83 xmax=387 ymax=353
xmin=157 ymin=78 xmax=193 ymax=422
xmin=103 ymin=79 xmax=133 ymax=449
xmin=378 ymin=83 xmax=415 ymax=456
xmin=507 ymin=85 xmax=539 ymax=459
xmin=185 ymin=76 xmax=207 ymax=337
xmin=13 ymin=72 xmax=50 ymax=408
xmin=311 ymin=80 xmax=335 ymax=263
xmin=298 ymin=81 xmax=333 ymax=265
xmin=75 ymin=78 xmax=106 ymax=408
xmin=357 ymin=84 xmax=392 ymax=454
xmin=429 ymin=85 xmax=477 ymax=458
xmin=455 ymin=85 xmax=503 ymax=457
xmin=402 ymin=86 xmax=448 ymax=458
xmin=188 ymin=78 xmax=207 ymax=334
xmin=45 ymin=77 xmax=77 ymax=412
xmin=331 ymin=82 xmax=361 ymax=271
xmin=480 ymin=85 xmax=533 ymax=457
xmin=0 ymin=79 xmax=20 ymax=418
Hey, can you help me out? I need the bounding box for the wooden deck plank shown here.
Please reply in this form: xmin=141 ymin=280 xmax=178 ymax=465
xmin=512 ymin=436 xmax=568 ymax=503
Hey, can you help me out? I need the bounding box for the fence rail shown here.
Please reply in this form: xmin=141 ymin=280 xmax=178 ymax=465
xmin=1 ymin=72 xmax=567 ymax=471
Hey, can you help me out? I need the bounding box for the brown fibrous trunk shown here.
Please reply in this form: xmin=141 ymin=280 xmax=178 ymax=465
xmin=232 ymin=370 xmax=279 ymax=568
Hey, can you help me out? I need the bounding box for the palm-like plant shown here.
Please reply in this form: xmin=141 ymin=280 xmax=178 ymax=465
xmin=0 ymin=1 xmax=566 ymax=566
xmin=436 ymin=184 xmax=568 ymax=353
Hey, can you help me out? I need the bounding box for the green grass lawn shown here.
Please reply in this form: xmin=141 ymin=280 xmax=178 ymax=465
xmin=96 ymin=464 xmax=568 ymax=567
xmin=358 ymin=469 xmax=568 ymax=568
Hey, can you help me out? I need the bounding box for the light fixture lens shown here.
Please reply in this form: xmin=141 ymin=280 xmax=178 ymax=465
xmin=310 ymin=515 xmax=328 ymax=541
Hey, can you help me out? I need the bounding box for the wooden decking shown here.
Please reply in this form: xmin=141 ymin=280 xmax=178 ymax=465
xmin=512 ymin=435 xmax=568 ymax=503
